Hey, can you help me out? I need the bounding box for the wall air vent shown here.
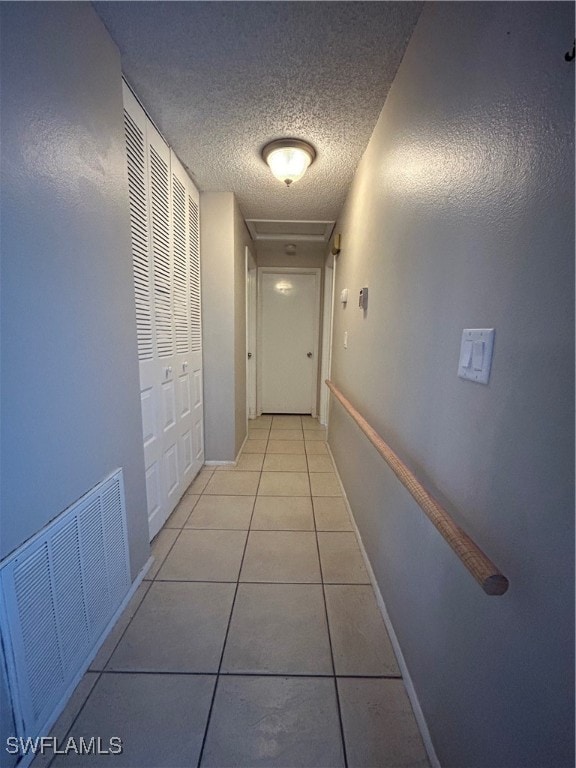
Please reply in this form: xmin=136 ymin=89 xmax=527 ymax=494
xmin=0 ymin=470 xmax=131 ymax=746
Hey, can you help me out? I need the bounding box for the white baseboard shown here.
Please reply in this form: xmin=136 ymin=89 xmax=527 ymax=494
xmin=326 ymin=444 xmax=441 ymax=768
xmin=204 ymin=433 xmax=249 ymax=469
xmin=236 ymin=432 xmax=249 ymax=461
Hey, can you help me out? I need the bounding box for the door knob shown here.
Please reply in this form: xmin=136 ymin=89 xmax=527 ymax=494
xmin=248 ymin=352 xmax=252 ymax=359
xmin=307 ymin=352 xmax=313 ymax=358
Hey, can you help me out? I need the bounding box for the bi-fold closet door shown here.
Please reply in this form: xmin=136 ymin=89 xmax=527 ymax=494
xmin=123 ymin=82 xmax=204 ymax=541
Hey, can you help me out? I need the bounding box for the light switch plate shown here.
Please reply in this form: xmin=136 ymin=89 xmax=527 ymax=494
xmin=458 ymin=329 xmax=495 ymax=384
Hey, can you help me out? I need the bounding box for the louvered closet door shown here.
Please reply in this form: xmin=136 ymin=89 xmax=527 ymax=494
xmin=148 ymin=122 xmax=180 ymax=537
xmin=170 ymin=152 xmax=204 ymax=487
xmin=123 ymin=84 xmax=164 ymax=540
xmin=123 ymin=84 xmax=204 ymax=541
xmin=186 ymin=169 xmax=204 ymax=475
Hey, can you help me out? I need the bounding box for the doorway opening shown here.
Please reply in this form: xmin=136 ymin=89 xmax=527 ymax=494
xmin=256 ymin=267 xmax=321 ymax=416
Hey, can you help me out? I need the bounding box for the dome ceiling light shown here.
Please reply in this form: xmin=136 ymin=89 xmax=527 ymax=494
xmin=262 ymin=138 xmax=316 ymax=187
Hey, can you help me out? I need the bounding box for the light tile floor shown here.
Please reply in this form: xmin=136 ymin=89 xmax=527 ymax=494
xmin=39 ymin=415 xmax=429 ymax=768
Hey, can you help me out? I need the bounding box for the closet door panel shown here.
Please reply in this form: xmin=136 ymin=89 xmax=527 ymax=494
xmin=149 ymin=139 xmax=173 ymax=362
xmin=123 ymin=83 xmax=204 ymax=540
xmin=123 ymin=83 xmax=163 ymax=539
xmin=148 ymin=127 xmax=180 ymax=526
xmin=171 ymin=171 xmax=190 ymax=358
xmin=188 ymin=189 xmax=205 ymax=472
xmin=192 ymin=367 xmax=204 ymax=466
xmin=171 ymin=152 xmax=198 ymax=489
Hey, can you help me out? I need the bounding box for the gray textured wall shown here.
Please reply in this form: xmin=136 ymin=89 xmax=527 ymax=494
xmin=200 ymin=192 xmax=236 ymax=461
xmin=201 ymin=192 xmax=253 ymax=460
xmin=329 ymin=4 xmax=574 ymax=767
xmin=0 ymin=643 xmax=16 ymax=767
xmin=0 ymin=4 xmax=150 ymax=760
xmin=0 ymin=3 xmax=149 ymax=577
xmin=255 ymin=241 xmax=327 ymax=268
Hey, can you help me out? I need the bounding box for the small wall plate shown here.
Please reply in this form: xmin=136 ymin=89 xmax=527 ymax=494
xmin=458 ymin=329 xmax=495 ymax=384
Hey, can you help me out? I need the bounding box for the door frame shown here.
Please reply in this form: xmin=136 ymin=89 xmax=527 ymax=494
xmin=319 ymin=254 xmax=336 ymax=426
xmin=246 ymin=247 xmax=257 ymax=421
xmin=257 ymin=267 xmax=322 ymax=416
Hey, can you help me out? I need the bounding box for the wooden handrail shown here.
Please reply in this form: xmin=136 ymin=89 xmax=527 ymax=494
xmin=326 ymin=380 xmax=509 ymax=596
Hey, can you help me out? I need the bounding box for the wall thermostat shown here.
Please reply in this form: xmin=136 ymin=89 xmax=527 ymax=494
xmin=359 ymin=287 xmax=368 ymax=310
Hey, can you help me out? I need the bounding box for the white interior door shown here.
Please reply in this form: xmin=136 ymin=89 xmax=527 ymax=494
xmin=258 ymin=269 xmax=320 ymax=414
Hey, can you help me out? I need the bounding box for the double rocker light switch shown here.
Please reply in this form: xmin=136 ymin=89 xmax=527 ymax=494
xmin=458 ymin=329 xmax=495 ymax=384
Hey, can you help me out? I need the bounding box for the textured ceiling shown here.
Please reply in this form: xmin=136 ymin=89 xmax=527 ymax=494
xmin=95 ymin=2 xmax=422 ymax=223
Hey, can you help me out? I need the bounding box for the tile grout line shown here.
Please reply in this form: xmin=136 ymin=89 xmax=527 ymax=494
xmin=181 ymin=526 xmax=349 ymax=532
xmin=151 ymin=578 xmax=370 ymax=585
xmin=59 ymin=421 xmax=342 ymax=768
xmin=43 ymin=469 xmax=214 ymax=767
xmin=93 ymin=471 xmax=212 ymax=671
xmin=195 ymin=445 xmax=263 ymax=768
xmin=159 ymin=467 xmax=219 ymax=768
xmin=322 ymin=453 xmax=353 ymax=768
xmin=149 ymin=468 xmax=213 ymax=578
xmin=97 ymin=669 xmax=402 ymax=679
xmin=89 ymin=580 xmax=153 ymax=673
xmin=179 ymin=492 xmax=202 ymax=527
xmin=95 ymin=669 xmax=402 ymax=680
xmin=45 ymin=444 xmax=305 ymax=767
xmin=312 ymin=450 xmax=350 ymax=768
xmin=41 ymin=671 xmax=103 ymax=768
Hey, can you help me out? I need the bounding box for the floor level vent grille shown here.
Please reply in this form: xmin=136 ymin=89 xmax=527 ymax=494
xmin=0 ymin=469 xmax=131 ymax=739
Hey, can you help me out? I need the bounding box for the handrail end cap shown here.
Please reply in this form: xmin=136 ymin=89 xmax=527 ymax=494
xmin=483 ymin=574 xmax=509 ymax=596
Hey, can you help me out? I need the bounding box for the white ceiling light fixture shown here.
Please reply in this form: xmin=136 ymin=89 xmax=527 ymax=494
xmin=262 ymin=138 xmax=316 ymax=187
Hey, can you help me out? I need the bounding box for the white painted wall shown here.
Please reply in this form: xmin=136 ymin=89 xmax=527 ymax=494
xmin=0 ymin=2 xmax=150 ymax=756
xmin=200 ymin=192 xmax=236 ymax=461
xmin=328 ymin=4 xmax=574 ymax=767
xmin=255 ymin=241 xmax=326 ymax=269
xmin=0 ymin=2 xmax=149 ymax=578
xmin=201 ymin=192 xmax=253 ymax=460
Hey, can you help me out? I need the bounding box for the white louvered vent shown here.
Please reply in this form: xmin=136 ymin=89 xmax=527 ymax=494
xmin=172 ymin=175 xmax=189 ymax=355
xmin=0 ymin=470 xmax=130 ymax=740
xmin=150 ymin=146 xmax=172 ymax=358
xmin=189 ymin=196 xmax=201 ymax=352
xmin=124 ymin=111 xmax=153 ymax=362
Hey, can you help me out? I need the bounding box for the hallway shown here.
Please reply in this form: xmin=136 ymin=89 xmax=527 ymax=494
xmin=2 ymin=4 xmax=573 ymax=767
xmin=39 ymin=416 xmax=429 ymax=768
